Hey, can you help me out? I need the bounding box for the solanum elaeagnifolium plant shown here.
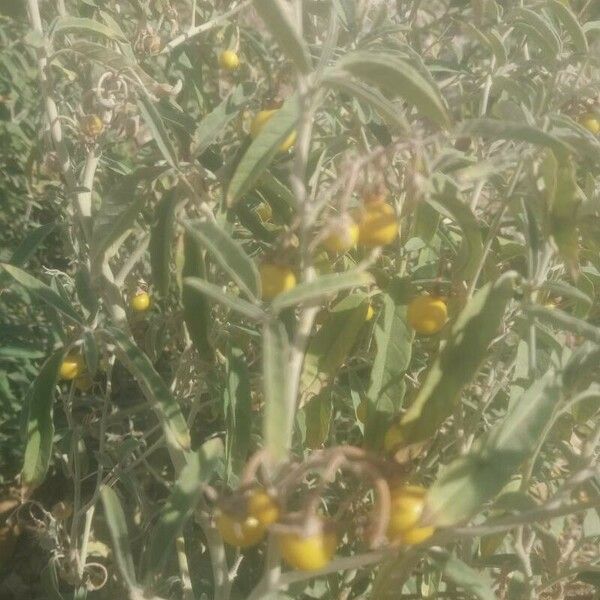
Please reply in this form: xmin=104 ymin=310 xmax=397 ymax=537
xmin=1 ymin=0 xmax=600 ymax=599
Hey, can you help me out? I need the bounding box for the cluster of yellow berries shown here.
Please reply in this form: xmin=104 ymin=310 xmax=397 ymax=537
xmin=215 ymin=484 xmax=432 ymax=571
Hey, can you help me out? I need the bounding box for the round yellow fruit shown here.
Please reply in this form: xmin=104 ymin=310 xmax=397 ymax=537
xmin=407 ymin=295 xmax=447 ymax=335
xmin=387 ymin=485 xmax=434 ymax=545
xmin=580 ymin=114 xmax=600 ymax=135
xmin=60 ymin=355 xmax=85 ymax=381
xmin=356 ymin=399 xmax=368 ymax=424
xmin=259 ymin=264 xmax=296 ymax=300
xmin=216 ymin=490 xmax=279 ymax=548
xmin=322 ymin=221 xmax=359 ymax=254
xmin=81 ymin=114 xmax=104 ymax=137
xmin=357 ymin=202 xmax=399 ymax=247
xmin=130 ymin=291 xmax=151 ymax=312
xmin=218 ymin=50 xmax=240 ymax=71
xmin=250 ymin=109 xmax=297 ymax=152
xmin=278 ymin=524 xmax=337 ymax=571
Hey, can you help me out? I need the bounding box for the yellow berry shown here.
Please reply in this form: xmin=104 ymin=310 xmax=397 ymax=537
xmin=356 ymin=399 xmax=368 ymax=424
xmin=216 ymin=490 xmax=280 ymax=548
xmin=407 ymin=295 xmax=448 ymax=335
xmin=278 ymin=522 xmax=336 ymax=571
xmin=81 ymin=114 xmax=104 ymax=137
xmin=322 ymin=221 xmax=359 ymax=254
xmin=580 ymin=114 xmax=600 ymax=135
xmin=59 ymin=355 xmax=85 ymax=381
xmin=387 ymin=485 xmax=434 ymax=545
xmin=250 ymin=109 xmax=296 ymax=152
xmin=259 ymin=264 xmax=296 ymax=300
xmin=357 ymin=202 xmax=399 ymax=247
xmin=218 ymin=50 xmax=240 ymax=71
xmin=130 ymin=291 xmax=151 ymax=312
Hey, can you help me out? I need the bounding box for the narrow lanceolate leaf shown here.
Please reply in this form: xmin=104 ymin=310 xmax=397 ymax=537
xmin=271 ymin=271 xmax=374 ymax=312
xmin=9 ymin=223 xmax=57 ymax=267
xmin=91 ymin=167 xmax=165 ymax=262
xmin=143 ymin=439 xmax=223 ymax=578
xmin=100 ymin=486 xmax=137 ymax=589
xmin=429 ymin=550 xmax=496 ymax=600
xmin=253 ymin=0 xmax=311 ymax=73
xmin=227 ymin=96 xmax=299 ymax=206
xmin=389 ymin=272 xmax=518 ymax=445
xmin=136 ymin=94 xmax=178 ymax=168
xmin=546 ymin=0 xmax=588 ymax=53
xmin=540 ymin=151 xmax=580 ymax=270
xmin=367 ymin=294 xmax=413 ymax=411
xmin=224 ymin=348 xmax=252 ymax=482
xmin=459 ymin=119 xmax=574 ymax=158
xmin=1 ymin=264 xmax=84 ymax=326
xmin=50 ymin=16 xmax=126 ymax=41
xmin=184 ymin=219 xmax=259 ymax=299
xmin=512 ymin=8 xmax=561 ymax=56
xmin=263 ymin=320 xmax=291 ymax=463
xmin=428 ymin=178 xmax=483 ymax=282
xmin=21 ymin=349 xmax=64 ymax=493
xmin=301 ymin=293 xmax=369 ymax=403
xmin=102 ymin=327 xmax=191 ymax=453
xmin=324 ymin=75 xmax=409 ymax=132
xmin=338 ymin=52 xmax=450 ymax=127
xmin=526 ymin=305 xmax=600 ymax=343
xmin=305 ymin=390 xmax=333 ymax=449
xmin=426 ymin=370 xmax=559 ymax=527
xmin=150 ymin=190 xmax=183 ymax=296
xmin=194 ymin=83 xmax=255 ymax=156
xmin=83 ymin=330 xmax=99 ymax=377
xmin=182 ymin=233 xmax=213 ymax=361
xmin=184 ymin=277 xmax=266 ymax=321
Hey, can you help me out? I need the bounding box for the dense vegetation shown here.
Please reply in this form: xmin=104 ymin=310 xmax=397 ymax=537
xmin=1 ymin=0 xmax=600 ymax=599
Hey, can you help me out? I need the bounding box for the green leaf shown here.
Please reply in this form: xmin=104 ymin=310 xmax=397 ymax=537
xmin=546 ymin=0 xmax=588 ymax=53
xmin=512 ymin=8 xmax=561 ymax=56
xmin=100 ymin=486 xmax=137 ymax=588
xmin=136 ymin=94 xmax=178 ymax=168
xmin=194 ymin=83 xmax=255 ymax=156
xmin=183 ymin=277 xmax=266 ymax=321
xmin=459 ymin=119 xmax=574 ymax=158
xmin=102 ymin=327 xmax=191 ymax=456
xmin=426 ymin=370 xmax=559 ymax=527
xmin=428 ymin=178 xmax=484 ymax=281
xmin=271 ymin=271 xmax=374 ymax=312
xmin=389 ymin=272 xmax=518 ymax=445
xmin=150 ymin=190 xmax=183 ymax=296
xmin=224 ymin=348 xmax=252 ymax=482
xmin=91 ymin=167 xmax=164 ymax=262
xmin=182 ymin=233 xmax=214 ymax=361
xmin=338 ymin=51 xmax=450 ymax=127
xmin=253 ymin=0 xmax=311 ymax=73
xmin=50 ymin=16 xmax=126 ymax=41
xmin=367 ymin=293 xmax=413 ymax=411
xmin=74 ymin=267 xmax=98 ymax=317
xmin=9 ymin=223 xmax=58 ymax=267
xmin=430 ymin=550 xmax=496 ymax=600
xmin=21 ymin=349 xmax=64 ymax=492
xmin=301 ymin=293 xmax=369 ymax=402
xmin=540 ymin=151 xmax=580 ymax=270
xmin=1 ymin=263 xmax=84 ymax=326
xmin=143 ymin=439 xmax=223 ymax=578
xmin=183 ymin=219 xmax=259 ymax=299
xmin=304 ymin=391 xmax=333 ymax=449
xmin=526 ymin=305 xmax=600 ymax=343
xmin=323 ymin=74 xmax=409 ymax=132
xmin=83 ymin=330 xmax=99 ymax=378
xmin=263 ymin=320 xmax=291 ymax=463
xmin=227 ymin=97 xmax=299 ymax=206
